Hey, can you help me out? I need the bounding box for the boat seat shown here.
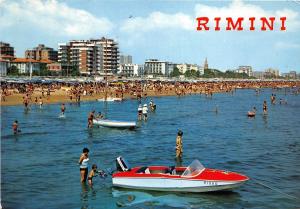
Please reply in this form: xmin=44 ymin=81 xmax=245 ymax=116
xmin=136 ymin=166 xmax=148 ymax=173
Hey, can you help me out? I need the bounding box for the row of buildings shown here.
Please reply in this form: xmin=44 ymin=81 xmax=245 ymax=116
xmin=0 ymin=40 xmax=207 ymax=77
xmin=232 ymin=66 xmax=299 ymax=79
xmin=1 ymin=40 xmax=298 ymax=78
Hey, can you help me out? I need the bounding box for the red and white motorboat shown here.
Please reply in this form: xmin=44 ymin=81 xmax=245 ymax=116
xmin=112 ymin=157 xmax=249 ymax=193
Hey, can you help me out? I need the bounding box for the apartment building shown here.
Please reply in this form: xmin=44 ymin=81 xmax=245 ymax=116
xmin=120 ymin=55 xmax=132 ymax=64
xmin=90 ymin=37 xmax=119 ymax=75
xmin=119 ymin=64 xmax=139 ymax=77
xmin=25 ymin=44 xmax=58 ymax=62
xmin=176 ymin=63 xmax=204 ymax=75
xmin=0 ymin=42 xmax=14 ymax=57
xmin=144 ymin=59 xmax=170 ymax=76
xmin=58 ymin=40 xmax=102 ymax=75
xmin=237 ymin=66 xmax=253 ymax=77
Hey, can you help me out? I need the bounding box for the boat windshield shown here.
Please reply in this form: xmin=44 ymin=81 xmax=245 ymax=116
xmin=181 ymin=159 xmax=205 ymax=177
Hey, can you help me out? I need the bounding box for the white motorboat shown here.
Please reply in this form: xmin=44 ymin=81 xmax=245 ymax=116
xmin=97 ymin=97 xmax=123 ymax=102
xmin=93 ymin=119 xmax=136 ymax=129
xmin=112 ymin=157 xmax=249 ymax=193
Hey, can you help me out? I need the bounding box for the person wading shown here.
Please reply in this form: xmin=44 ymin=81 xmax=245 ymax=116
xmin=176 ymin=130 xmax=183 ymax=159
xmin=78 ymin=148 xmax=89 ymax=183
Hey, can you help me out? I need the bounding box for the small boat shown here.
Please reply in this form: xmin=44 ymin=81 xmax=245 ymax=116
xmin=93 ymin=119 xmax=136 ymax=129
xmin=247 ymin=111 xmax=256 ymax=117
xmin=112 ymin=157 xmax=249 ymax=193
xmin=97 ymin=97 xmax=123 ymax=102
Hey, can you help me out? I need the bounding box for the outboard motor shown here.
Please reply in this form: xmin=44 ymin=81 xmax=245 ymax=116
xmin=116 ymin=156 xmax=130 ymax=172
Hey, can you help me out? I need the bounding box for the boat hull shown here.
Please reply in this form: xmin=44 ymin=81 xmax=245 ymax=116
xmin=112 ymin=177 xmax=246 ymax=192
xmin=97 ymin=97 xmax=123 ymax=102
xmin=93 ymin=119 xmax=136 ymax=129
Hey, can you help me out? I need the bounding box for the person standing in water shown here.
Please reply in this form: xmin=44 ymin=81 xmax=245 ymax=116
xmin=39 ymin=97 xmax=43 ymax=109
xmin=78 ymin=148 xmax=89 ymax=183
xmin=88 ymin=164 xmax=99 ymax=186
xmin=142 ymin=104 xmax=148 ymax=121
xmin=263 ymin=101 xmax=268 ymax=114
xmin=12 ymin=120 xmax=20 ymax=134
xmin=137 ymin=104 xmax=143 ymax=120
xmin=61 ymin=103 xmax=66 ymax=115
xmin=88 ymin=111 xmax=95 ymax=128
xmin=176 ymin=130 xmax=183 ymax=159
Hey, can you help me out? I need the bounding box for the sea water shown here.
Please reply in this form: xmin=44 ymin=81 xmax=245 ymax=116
xmin=1 ymin=88 xmax=300 ymax=209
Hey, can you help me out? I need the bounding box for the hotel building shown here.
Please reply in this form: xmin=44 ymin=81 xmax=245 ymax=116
xmin=0 ymin=42 xmax=14 ymax=57
xmin=25 ymin=44 xmax=58 ymax=62
xmin=58 ymin=40 xmax=102 ymax=75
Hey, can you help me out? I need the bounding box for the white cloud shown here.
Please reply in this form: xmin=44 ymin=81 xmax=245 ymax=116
xmin=194 ymin=0 xmax=300 ymax=31
xmin=120 ymin=0 xmax=300 ymax=33
xmin=121 ymin=11 xmax=194 ymax=33
xmin=275 ymin=41 xmax=300 ymax=49
xmin=0 ymin=0 xmax=113 ymax=37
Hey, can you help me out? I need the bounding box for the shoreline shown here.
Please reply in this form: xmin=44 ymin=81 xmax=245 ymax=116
xmin=1 ymin=80 xmax=299 ymax=106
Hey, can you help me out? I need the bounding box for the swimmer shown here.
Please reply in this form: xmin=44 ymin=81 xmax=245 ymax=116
xmin=12 ymin=120 xmax=21 ymax=134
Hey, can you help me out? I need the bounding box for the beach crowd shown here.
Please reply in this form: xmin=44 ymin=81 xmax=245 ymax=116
xmin=1 ymin=80 xmax=300 ymax=106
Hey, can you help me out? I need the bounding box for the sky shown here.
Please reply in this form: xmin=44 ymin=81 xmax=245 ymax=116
xmin=0 ymin=0 xmax=300 ymax=73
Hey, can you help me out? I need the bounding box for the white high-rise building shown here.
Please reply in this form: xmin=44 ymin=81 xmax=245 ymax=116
xmin=90 ymin=37 xmax=119 ymax=75
xmin=144 ymin=59 xmax=170 ymax=76
xmin=119 ymin=64 xmax=139 ymax=77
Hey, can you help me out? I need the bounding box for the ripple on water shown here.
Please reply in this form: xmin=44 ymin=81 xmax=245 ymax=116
xmin=1 ymin=89 xmax=300 ymax=209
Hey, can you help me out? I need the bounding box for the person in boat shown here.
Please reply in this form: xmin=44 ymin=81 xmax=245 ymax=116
xmin=137 ymin=104 xmax=143 ymax=120
xmin=61 ymin=103 xmax=66 ymax=115
xmin=176 ymin=130 xmax=183 ymax=159
xmin=95 ymin=112 xmax=104 ymax=120
xmin=263 ymin=101 xmax=268 ymax=114
xmin=78 ymin=148 xmax=89 ymax=183
xmin=142 ymin=104 xmax=148 ymax=121
xmin=12 ymin=120 xmax=20 ymax=134
xmin=88 ymin=111 xmax=95 ymax=128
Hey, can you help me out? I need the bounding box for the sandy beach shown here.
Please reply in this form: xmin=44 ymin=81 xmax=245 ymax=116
xmin=1 ymin=80 xmax=299 ymax=106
